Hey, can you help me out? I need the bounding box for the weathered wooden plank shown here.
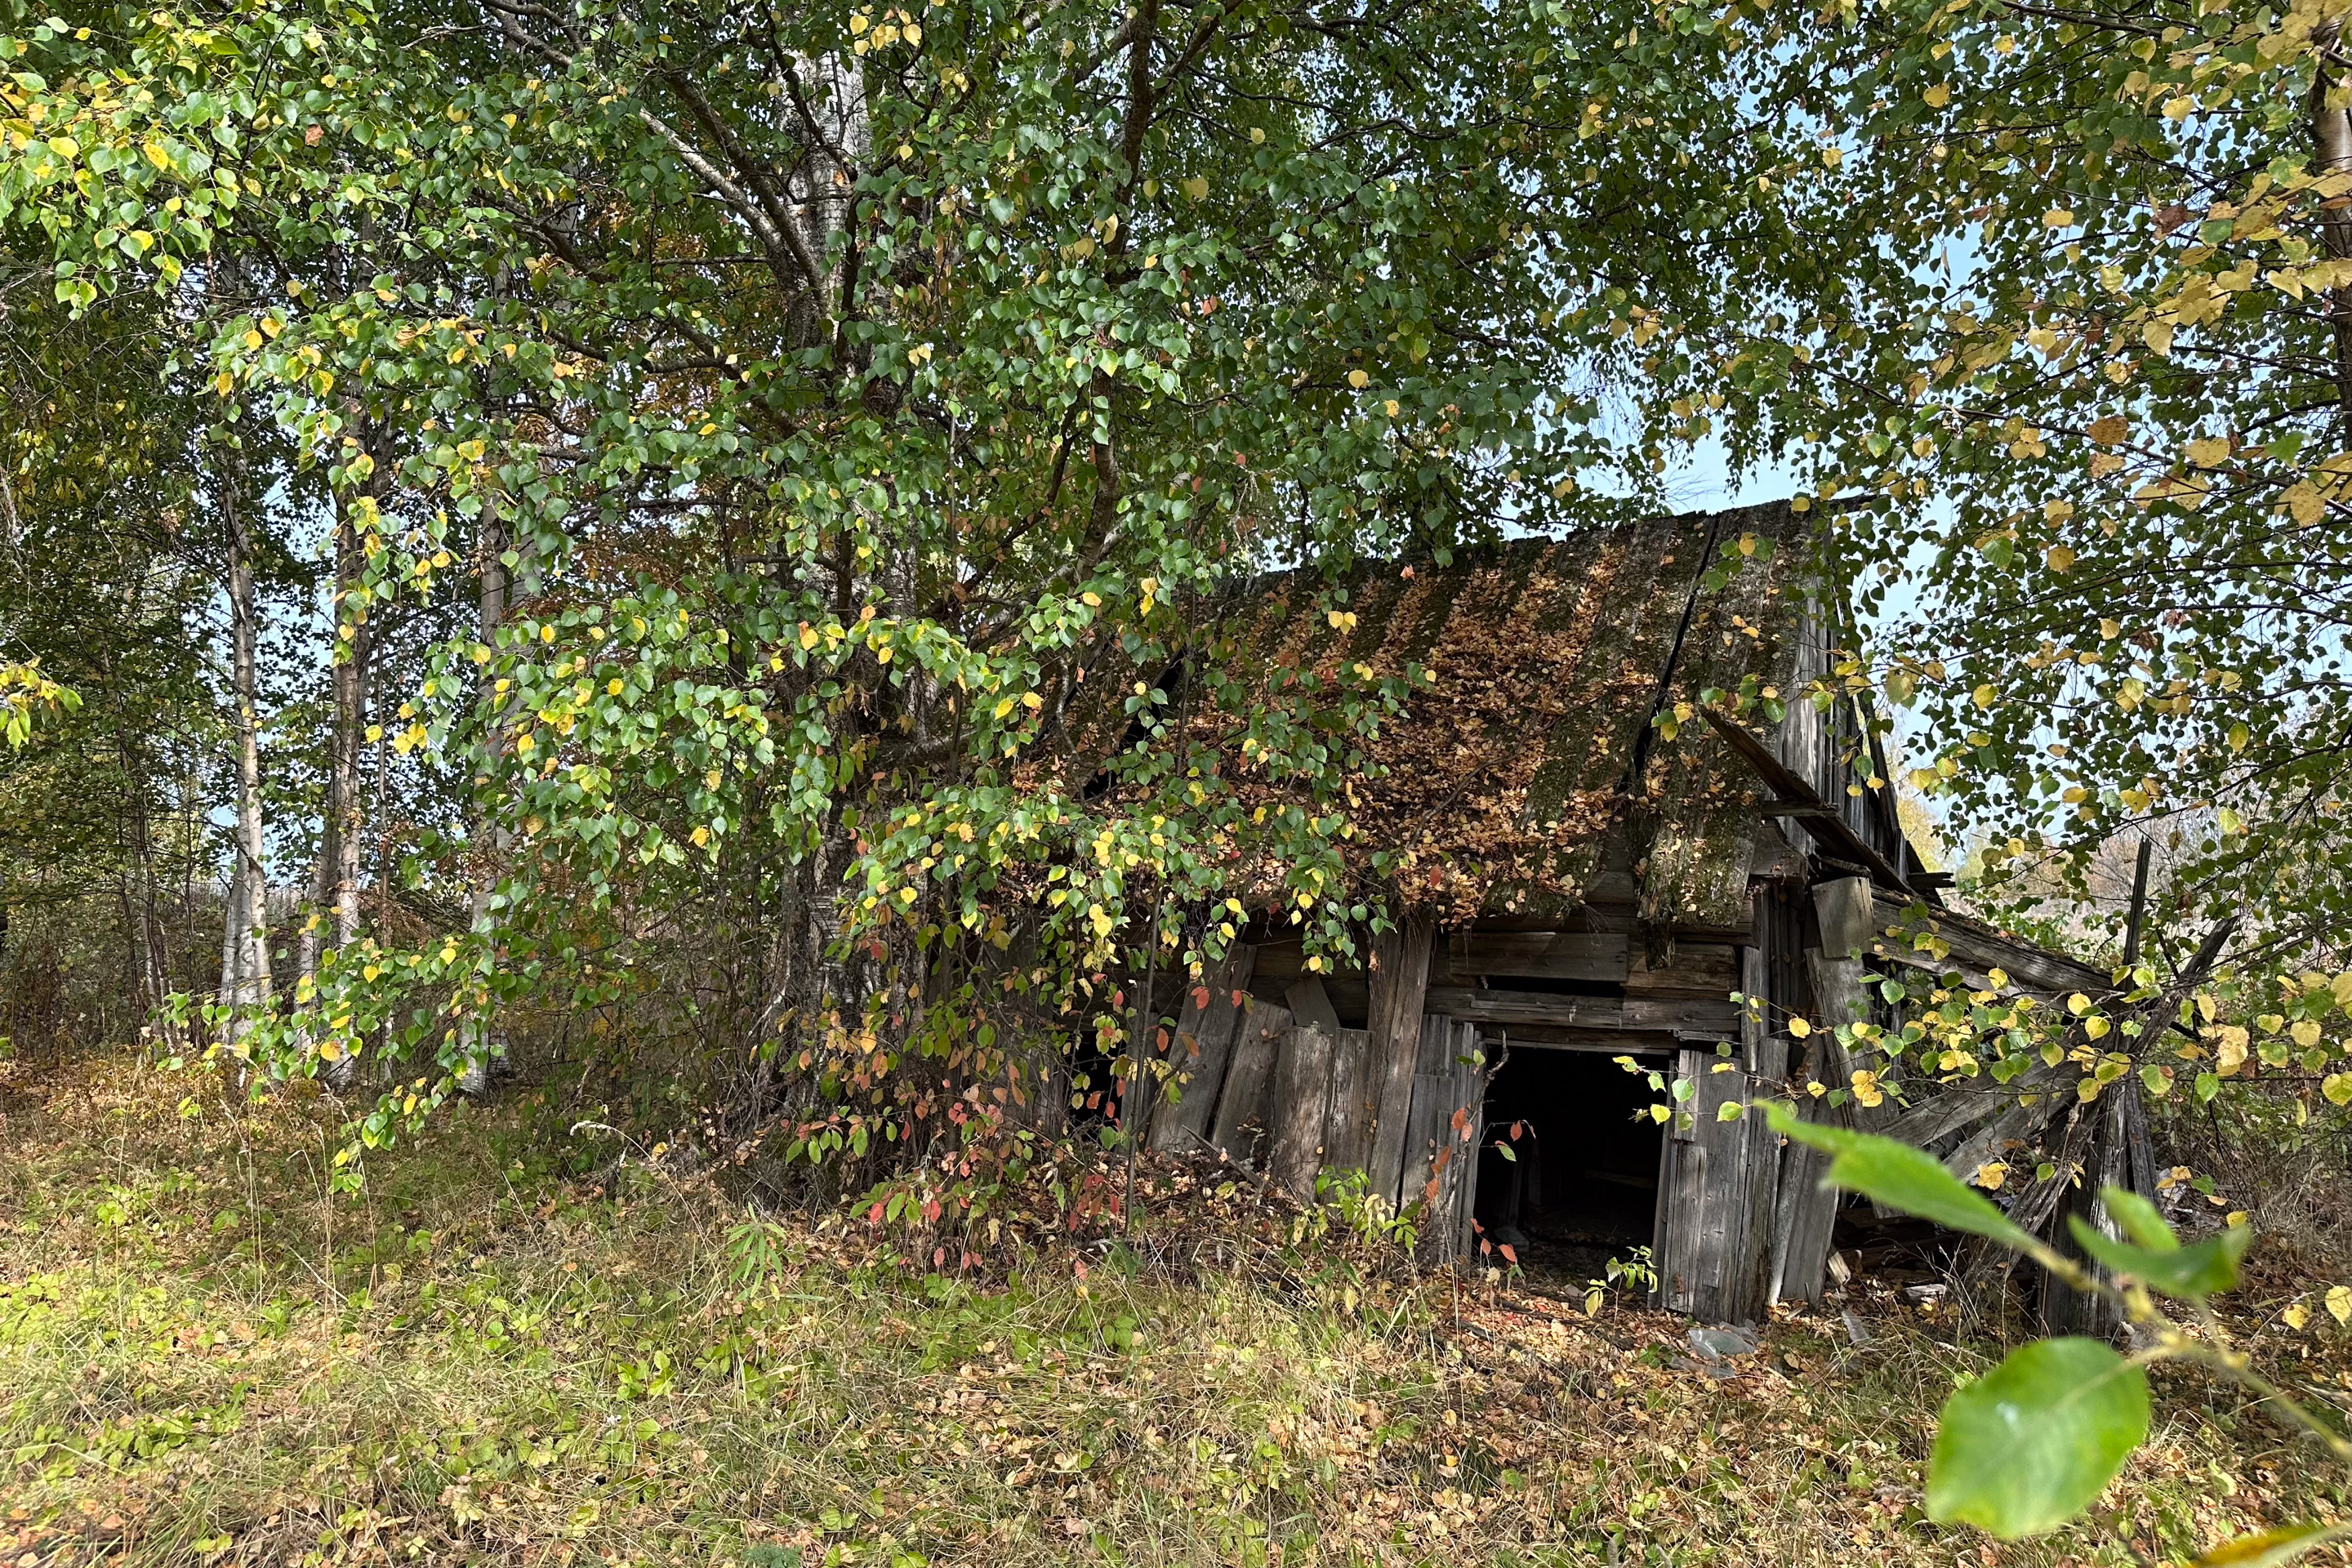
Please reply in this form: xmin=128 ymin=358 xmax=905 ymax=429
xmin=1424 ymin=987 xmax=1740 ymax=1035
xmin=1446 ymin=1025 xmax=1490 ymax=1260
xmin=1323 ymin=1026 xmax=1377 ymax=1178
xmin=1815 ymin=876 xmax=1874 ymax=959
xmin=1444 ymin=930 xmax=1628 ymax=984
xmin=1625 ymin=942 xmax=1738 ymax=998
xmin=1399 ymin=1014 xmax=1464 ymax=1220
xmin=1771 ymin=938 xmax=1860 ymax=1305
xmin=1209 ymin=1000 xmax=1291 ymax=1168
xmin=1728 ymin=947 xmax=1786 ymax=1323
xmin=1267 ymin=1025 xmax=1337 ymax=1200
xmin=1148 ymin=944 xmax=1257 ymax=1154
xmin=1867 ymin=893 xmax=2108 ymax=996
xmin=1367 ymin=918 xmax=1437 ymax=1210
xmin=1487 ymin=1028 xmax=1677 ymax=1056
xmin=1702 ymin=708 xmax=1918 ymax=894
xmin=1285 ymin=976 xmax=1344 ymax=1031
xmin=1656 ymin=1048 xmax=1712 ymax=1313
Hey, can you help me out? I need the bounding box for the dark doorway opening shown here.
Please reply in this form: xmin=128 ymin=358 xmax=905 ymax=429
xmin=1473 ymin=1046 xmax=1667 ymax=1280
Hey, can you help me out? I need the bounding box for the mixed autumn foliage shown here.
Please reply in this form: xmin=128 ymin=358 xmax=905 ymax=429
xmin=11 ymin=0 xmax=2352 ymax=1554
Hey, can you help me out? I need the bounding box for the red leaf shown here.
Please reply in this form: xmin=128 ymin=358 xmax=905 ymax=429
xmin=1192 ymin=985 xmax=1211 ymax=1011
xmin=1499 ymin=1244 xmax=1518 ymax=1265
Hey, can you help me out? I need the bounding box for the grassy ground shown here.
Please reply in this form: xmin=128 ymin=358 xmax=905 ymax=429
xmin=6 ymin=1049 xmax=2352 ymax=1567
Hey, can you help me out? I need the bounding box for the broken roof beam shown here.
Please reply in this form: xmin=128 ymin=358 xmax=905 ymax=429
xmin=1866 ymin=895 xmax=2108 ymax=997
xmin=1700 ymin=709 xmax=1916 ymax=895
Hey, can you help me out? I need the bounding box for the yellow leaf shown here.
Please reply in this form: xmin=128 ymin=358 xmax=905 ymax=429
xmin=2043 ymin=207 xmax=2076 ymax=228
xmin=2087 ymin=414 xmax=2131 ymax=445
xmin=2045 ymin=545 xmax=2075 ymax=572
xmin=2186 ymin=436 xmax=2231 ymax=466
xmin=1348 ymin=369 xmax=1369 ymax=389
xmin=1787 ymin=1016 xmax=1811 ymax=1038
xmin=2322 ymin=1072 xmax=2352 ymax=1107
xmin=2293 ymin=1019 xmax=2323 ymax=1048
xmin=2285 ymin=481 xmax=2326 ymax=524
xmin=1181 ymin=176 xmax=1208 ymax=200
xmin=1972 ymin=1160 xmax=2008 ymax=1191
xmin=2143 ymin=319 xmax=2174 ymax=356
xmin=2329 ymin=1285 xmax=2352 ymax=1326
xmin=1923 ymin=83 xmax=1950 ymax=107
xmin=2286 ymin=1301 xmax=2312 ymax=1330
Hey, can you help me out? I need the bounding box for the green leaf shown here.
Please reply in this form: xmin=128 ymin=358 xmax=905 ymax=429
xmin=1762 ymin=1102 xmax=2036 ymax=1251
xmin=2193 ymin=1524 xmax=2348 ymax=1567
xmin=2097 ymin=1185 xmax=2176 ymax=1251
xmin=2069 ymin=1203 xmax=2252 ymax=1299
xmin=1927 ymin=1337 xmax=2149 ymax=1539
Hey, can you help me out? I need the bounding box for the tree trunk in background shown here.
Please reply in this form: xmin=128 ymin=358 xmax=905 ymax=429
xmin=218 ymin=461 xmax=272 ymax=1044
xmin=459 ymin=513 xmax=506 ymax=1096
xmin=322 ymin=466 xmax=372 ymax=1088
xmin=2314 ymin=21 xmax=2352 ymax=435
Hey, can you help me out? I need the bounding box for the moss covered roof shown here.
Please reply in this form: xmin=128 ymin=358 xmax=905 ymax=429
xmin=1075 ymin=501 xmax=1804 ymax=930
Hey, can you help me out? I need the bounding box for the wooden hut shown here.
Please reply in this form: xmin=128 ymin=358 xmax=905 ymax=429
xmin=1121 ymin=501 xmax=2102 ymax=1324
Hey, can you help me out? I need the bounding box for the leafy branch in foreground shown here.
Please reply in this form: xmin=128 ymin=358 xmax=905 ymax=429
xmin=1762 ymin=1102 xmax=2341 ymax=1555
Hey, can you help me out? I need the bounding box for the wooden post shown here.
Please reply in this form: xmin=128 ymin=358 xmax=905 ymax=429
xmin=1268 ymin=1025 xmax=1337 ymax=1200
xmin=1366 ymin=916 xmax=1437 ymax=1209
xmin=2122 ymin=837 xmax=2154 ymax=969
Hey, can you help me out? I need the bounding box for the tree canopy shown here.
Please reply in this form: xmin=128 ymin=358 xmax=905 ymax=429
xmin=3 ymin=0 xmax=2350 ymax=1155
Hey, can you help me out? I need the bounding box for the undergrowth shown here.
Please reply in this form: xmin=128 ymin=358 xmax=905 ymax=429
xmin=7 ymin=1048 xmax=2352 ymax=1566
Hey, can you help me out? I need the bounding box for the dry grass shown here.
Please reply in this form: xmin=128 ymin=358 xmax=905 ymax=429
xmin=7 ymin=1048 xmax=2352 ymax=1567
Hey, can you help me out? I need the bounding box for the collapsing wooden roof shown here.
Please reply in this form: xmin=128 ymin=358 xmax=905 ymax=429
xmin=1076 ymin=501 xmax=1806 ymax=929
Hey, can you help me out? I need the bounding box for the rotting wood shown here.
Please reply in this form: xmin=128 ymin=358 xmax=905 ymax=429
xmin=1285 ymin=976 xmax=1344 ymax=1031
xmin=1701 ymin=709 xmax=1917 ymax=894
xmin=1486 ymin=1027 xmax=1677 ymax=1055
xmin=1867 ymin=893 xmax=2106 ymax=996
xmin=1425 ymin=987 xmax=1740 ymax=1035
xmin=1731 ymin=947 xmax=1786 ymax=1321
xmin=1323 ymin=1026 xmax=1377 ymax=1177
xmin=1268 ymin=1024 xmax=1337 ymax=1200
xmin=1148 ymin=943 xmax=1256 ymax=1154
xmin=1660 ymin=1027 xmax=1780 ymax=1324
xmin=1209 ymin=999 xmax=1290 ymax=1167
xmin=1366 ymin=918 xmax=1436 ymax=1208
xmin=1399 ymin=1014 xmax=1466 ymax=1230
xmin=1428 ymin=1021 xmax=1489 ymax=1262
xmin=1444 ymin=930 xmax=1628 ymax=984
xmin=1627 ymin=942 xmax=1737 ymax=998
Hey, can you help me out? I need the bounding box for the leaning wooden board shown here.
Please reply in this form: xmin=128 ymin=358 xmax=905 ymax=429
xmin=1147 ymin=945 xmax=1257 ymax=1155
xmin=1267 ymin=1025 xmax=1337 ymax=1200
xmin=1209 ymin=999 xmax=1293 ymax=1168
